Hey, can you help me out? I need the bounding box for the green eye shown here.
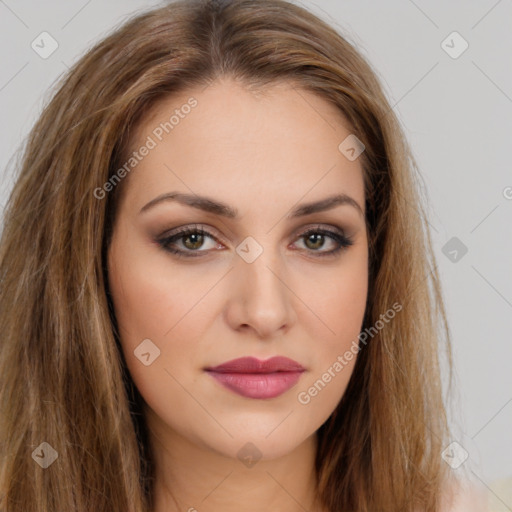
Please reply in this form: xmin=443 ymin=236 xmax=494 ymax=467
xmin=157 ymin=224 xmax=353 ymax=259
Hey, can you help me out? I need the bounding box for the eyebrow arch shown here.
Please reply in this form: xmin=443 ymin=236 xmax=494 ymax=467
xmin=139 ymin=192 xmax=364 ymax=218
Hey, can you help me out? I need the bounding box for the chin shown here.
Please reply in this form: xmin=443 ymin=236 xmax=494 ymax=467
xmin=198 ymin=423 xmax=314 ymax=463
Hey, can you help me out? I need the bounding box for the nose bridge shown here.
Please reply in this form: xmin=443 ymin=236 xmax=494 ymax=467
xmin=227 ymin=235 xmax=295 ymax=335
xmin=237 ymin=236 xmax=287 ymax=300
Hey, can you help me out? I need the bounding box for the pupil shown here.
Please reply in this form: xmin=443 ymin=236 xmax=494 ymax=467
xmin=306 ymin=233 xmax=323 ymax=249
xmin=185 ymin=233 xmax=203 ymax=249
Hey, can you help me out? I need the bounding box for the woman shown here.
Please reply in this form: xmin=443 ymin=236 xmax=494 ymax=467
xmin=0 ymin=0 xmax=477 ymax=510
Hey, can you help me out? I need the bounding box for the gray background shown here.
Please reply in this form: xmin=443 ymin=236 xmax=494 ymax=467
xmin=1 ymin=0 xmax=511 ymax=502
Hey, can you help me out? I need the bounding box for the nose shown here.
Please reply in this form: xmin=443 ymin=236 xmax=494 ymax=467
xmin=223 ymin=245 xmax=297 ymax=339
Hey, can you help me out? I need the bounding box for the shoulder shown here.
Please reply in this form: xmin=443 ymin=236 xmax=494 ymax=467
xmin=438 ymin=477 xmax=489 ymax=512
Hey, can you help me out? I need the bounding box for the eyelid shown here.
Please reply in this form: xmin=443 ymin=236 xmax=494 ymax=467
xmin=156 ymin=224 xmax=226 ymax=259
xmin=160 ymin=222 xmax=348 ymax=242
xmin=290 ymin=223 xmax=346 ymax=239
xmin=159 ymin=223 xmax=227 ymax=245
xmin=156 ymin=222 xmax=353 ymax=259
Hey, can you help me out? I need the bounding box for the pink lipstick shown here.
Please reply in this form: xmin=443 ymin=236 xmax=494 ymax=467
xmin=204 ymin=356 xmax=305 ymax=399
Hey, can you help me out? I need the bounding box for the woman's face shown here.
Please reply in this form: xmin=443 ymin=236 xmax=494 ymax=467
xmin=107 ymin=77 xmax=368 ymax=460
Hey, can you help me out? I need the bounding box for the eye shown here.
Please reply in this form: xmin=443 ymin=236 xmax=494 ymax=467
xmin=157 ymin=225 xmax=221 ymax=258
xmin=156 ymin=224 xmax=354 ymax=259
xmin=292 ymin=226 xmax=354 ymax=258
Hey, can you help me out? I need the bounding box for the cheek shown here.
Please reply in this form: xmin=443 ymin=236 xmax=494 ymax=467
xmin=295 ymin=249 xmax=368 ymax=349
xmin=107 ymin=238 xmax=221 ymax=391
xmin=292 ymin=254 xmax=368 ymax=412
xmin=107 ymin=254 xmax=220 ymax=435
xmin=325 ymin=270 xmax=367 ymax=325
xmin=108 ymin=224 xmax=221 ymax=343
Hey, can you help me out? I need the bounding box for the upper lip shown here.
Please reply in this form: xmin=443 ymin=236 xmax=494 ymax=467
xmin=205 ymin=356 xmax=305 ymax=374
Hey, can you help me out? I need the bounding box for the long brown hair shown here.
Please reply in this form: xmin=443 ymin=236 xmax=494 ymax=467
xmin=0 ymin=0 xmax=454 ymax=510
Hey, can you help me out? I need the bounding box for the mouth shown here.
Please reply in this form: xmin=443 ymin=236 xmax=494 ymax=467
xmin=204 ymin=356 xmax=305 ymax=399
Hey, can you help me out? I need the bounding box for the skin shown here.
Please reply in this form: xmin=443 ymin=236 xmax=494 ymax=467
xmin=107 ymin=76 xmax=369 ymax=512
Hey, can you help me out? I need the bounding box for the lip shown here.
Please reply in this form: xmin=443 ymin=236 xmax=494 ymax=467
xmin=204 ymin=356 xmax=305 ymax=399
xmin=205 ymin=356 xmax=305 ymax=373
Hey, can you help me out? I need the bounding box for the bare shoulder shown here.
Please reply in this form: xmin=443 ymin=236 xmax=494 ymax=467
xmin=439 ymin=477 xmax=489 ymax=512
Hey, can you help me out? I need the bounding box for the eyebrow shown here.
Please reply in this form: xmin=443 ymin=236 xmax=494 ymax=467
xmin=139 ymin=191 xmax=364 ymax=218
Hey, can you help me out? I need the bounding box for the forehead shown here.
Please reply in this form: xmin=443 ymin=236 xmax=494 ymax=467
xmin=120 ymin=77 xmax=365 ymax=214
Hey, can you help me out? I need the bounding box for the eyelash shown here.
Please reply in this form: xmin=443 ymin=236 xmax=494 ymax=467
xmin=156 ymin=224 xmax=354 ymax=259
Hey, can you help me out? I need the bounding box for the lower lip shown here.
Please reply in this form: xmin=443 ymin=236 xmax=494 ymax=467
xmin=206 ymin=371 xmax=304 ymax=399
